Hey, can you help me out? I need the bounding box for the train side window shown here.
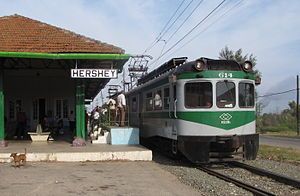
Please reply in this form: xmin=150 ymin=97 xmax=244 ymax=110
xmin=163 ymin=88 xmax=170 ymax=109
xmin=154 ymin=90 xmax=162 ymax=110
xmin=145 ymin=92 xmax=153 ymax=111
xmin=131 ymin=97 xmax=137 ymax=112
xmin=216 ymin=81 xmax=236 ymax=108
xmin=239 ymin=82 xmax=254 ymax=108
xmin=185 ymin=82 xmax=212 ymax=108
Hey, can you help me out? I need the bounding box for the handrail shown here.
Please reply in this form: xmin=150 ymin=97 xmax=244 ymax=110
xmin=174 ymin=99 xmax=178 ymax=119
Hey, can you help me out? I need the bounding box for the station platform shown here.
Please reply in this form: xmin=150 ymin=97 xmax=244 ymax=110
xmin=0 ymin=141 xmax=152 ymax=163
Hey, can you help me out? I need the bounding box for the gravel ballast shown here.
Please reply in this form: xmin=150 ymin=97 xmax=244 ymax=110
xmin=153 ymin=152 xmax=300 ymax=196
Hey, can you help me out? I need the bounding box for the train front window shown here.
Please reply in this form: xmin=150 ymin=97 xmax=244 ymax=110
xmin=216 ymin=81 xmax=236 ymax=108
xmin=239 ymin=82 xmax=254 ymax=108
xmin=185 ymin=82 xmax=212 ymax=108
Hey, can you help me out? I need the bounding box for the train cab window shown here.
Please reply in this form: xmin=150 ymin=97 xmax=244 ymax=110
xmin=216 ymin=81 xmax=236 ymax=108
xmin=154 ymin=90 xmax=162 ymax=110
xmin=145 ymin=92 xmax=153 ymax=111
xmin=185 ymin=82 xmax=212 ymax=108
xmin=163 ymin=88 xmax=170 ymax=109
xmin=239 ymin=82 xmax=254 ymax=108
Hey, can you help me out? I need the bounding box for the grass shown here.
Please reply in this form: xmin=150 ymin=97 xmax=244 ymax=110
xmin=258 ymin=130 xmax=300 ymax=138
xmin=258 ymin=145 xmax=300 ymax=163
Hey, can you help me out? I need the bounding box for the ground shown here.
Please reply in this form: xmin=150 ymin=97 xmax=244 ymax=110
xmin=0 ymin=161 xmax=201 ymax=196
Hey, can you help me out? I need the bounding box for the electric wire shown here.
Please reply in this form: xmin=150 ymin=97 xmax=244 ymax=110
xmin=258 ymin=88 xmax=297 ymax=98
xmin=157 ymin=0 xmax=195 ymax=44
xmin=164 ymin=0 xmax=244 ymax=60
xmin=143 ymin=0 xmax=187 ymax=54
xmin=165 ymin=0 xmax=204 ymax=44
xmin=149 ymin=0 xmax=227 ymax=68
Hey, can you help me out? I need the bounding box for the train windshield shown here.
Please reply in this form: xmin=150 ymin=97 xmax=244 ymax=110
xmin=216 ymin=81 xmax=236 ymax=108
xmin=239 ymin=82 xmax=254 ymax=108
xmin=185 ymin=82 xmax=212 ymax=108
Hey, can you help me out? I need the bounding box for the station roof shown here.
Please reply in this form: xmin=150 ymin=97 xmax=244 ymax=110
xmin=0 ymin=14 xmax=125 ymax=54
xmin=0 ymin=14 xmax=130 ymax=99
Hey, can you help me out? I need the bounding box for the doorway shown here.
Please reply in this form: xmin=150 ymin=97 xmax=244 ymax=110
xmin=38 ymin=98 xmax=46 ymax=123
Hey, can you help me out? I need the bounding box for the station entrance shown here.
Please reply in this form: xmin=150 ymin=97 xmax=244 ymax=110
xmin=0 ymin=57 xmax=128 ymax=144
xmin=0 ymin=15 xmax=129 ymax=145
xmin=0 ymin=58 xmax=124 ymax=144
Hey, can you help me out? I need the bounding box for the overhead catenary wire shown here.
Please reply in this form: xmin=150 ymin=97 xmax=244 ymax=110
xmin=258 ymin=88 xmax=298 ymax=98
xmin=143 ymin=0 xmax=187 ymax=54
xmin=163 ymin=0 xmax=244 ymax=61
xmin=165 ymin=0 xmax=205 ymax=44
xmin=156 ymin=0 xmax=195 ymax=44
xmin=149 ymin=0 xmax=227 ymax=68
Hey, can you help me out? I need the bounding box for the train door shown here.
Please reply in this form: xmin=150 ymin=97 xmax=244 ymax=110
xmin=138 ymin=92 xmax=143 ymax=128
xmin=169 ymin=76 xmax=178 ymax=154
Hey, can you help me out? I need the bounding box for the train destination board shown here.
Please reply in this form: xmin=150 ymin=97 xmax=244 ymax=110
xmin=71 ymin=69 xmax=118 ymax=78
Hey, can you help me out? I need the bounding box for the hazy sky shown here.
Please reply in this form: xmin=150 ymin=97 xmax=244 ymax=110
xmin=1 ymin=0 xmax=299 ymax=111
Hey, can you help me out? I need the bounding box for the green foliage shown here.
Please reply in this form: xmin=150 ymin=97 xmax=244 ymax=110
xmin=257 ymin=101 xmax=299 ymax=133
xmin=219 ymin=46 xmax=261 ymax=77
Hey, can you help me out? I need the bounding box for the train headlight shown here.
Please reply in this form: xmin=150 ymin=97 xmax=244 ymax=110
xmin=195 ymin=60 xmax=205 ymax=71
xmin=243 ymin=61 xmax=253 ymax=72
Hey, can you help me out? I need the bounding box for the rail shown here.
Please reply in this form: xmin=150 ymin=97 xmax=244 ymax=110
xmin=197 ymin=165 xmax=275 ymax=196
xmin=228 ymin=161 xmax=300 ymax=189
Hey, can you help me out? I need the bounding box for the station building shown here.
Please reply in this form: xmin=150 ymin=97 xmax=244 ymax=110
xmin=0 ymin=14 xmax=129 ymax=143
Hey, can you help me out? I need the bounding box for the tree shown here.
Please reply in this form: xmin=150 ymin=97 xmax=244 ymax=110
xmin=219 ymin=46 xmax=261 ymax=77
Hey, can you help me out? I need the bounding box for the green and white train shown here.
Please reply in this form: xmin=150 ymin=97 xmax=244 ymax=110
xmin=126 ymin=57 xmax=260 ymax=163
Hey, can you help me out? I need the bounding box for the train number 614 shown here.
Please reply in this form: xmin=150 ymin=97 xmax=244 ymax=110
xmin=218 ymin=72 xmax=233 ymax=78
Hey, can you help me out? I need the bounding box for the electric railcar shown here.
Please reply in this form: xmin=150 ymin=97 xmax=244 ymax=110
xmin=126 ymin=57 xmax=260 ymax=163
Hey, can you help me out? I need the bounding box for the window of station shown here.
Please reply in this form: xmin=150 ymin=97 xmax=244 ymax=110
xmin=55 ymin=99 xmax=69 ymax=118
xmin=163 ymin=87 xmax=170 ymax=109
xmin=9 ymin=99 xmax=22 ymax=120
xmin=154 ymin=90 xmax=162 ymax=110
xmin=145 ymin=92 xmax=153 ymax=111
xmin=216 ymin=81 xmax=236 ymax=108
xmin=185 ymin=82 xmax=212 ymax=108
xmin=239 ymin=82 xmax=254 ymax=108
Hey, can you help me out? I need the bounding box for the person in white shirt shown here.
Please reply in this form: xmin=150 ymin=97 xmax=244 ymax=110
xmin=107 ymin=98 xmax=117 ymax=125
xmin=117 ymin=91 xmax=126 ymax=127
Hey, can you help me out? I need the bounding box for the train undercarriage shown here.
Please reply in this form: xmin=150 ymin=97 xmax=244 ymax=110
xmin=142 ymin=134 xmax=259 ymax=163
xmin=177 ymin=134 xmax=259 ymax=163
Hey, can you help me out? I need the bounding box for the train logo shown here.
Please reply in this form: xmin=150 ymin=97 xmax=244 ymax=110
xmin=219 ymin=113 xmax=232 ymax=124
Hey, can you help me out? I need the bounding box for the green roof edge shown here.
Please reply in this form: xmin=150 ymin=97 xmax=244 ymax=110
xmin=0 ymin=51 xmax=131 ymax=60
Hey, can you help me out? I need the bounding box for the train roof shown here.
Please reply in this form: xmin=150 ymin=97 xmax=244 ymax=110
xmin=137 ymin=57 xmax=243 ymax=86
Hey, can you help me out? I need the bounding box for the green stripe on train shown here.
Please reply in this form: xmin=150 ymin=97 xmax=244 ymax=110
xmin=177 ymin=70 xmax=255 ymax=80
xmin=142 ymin=111 xmax=255 ymax=130
xmin=177 ymin=111 xmax=255 ymax=130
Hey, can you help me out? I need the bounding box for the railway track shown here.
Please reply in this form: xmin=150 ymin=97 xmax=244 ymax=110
xmin=197 ymin=165 xmax=275 ymax=196
xmin=197 ymin=161 xmax=300 ymax=196
xmin=228 ymin=161 xmax=300 ymax=189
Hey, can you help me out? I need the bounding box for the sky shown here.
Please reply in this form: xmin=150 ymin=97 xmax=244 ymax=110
xmin=1 ymin=0 xmax=299 ymax=112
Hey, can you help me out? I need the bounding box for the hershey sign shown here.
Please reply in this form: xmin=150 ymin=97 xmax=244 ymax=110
xmin=71 ymin=69 xmax=118 ymax=79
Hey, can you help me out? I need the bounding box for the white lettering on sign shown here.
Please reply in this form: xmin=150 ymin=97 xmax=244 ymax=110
xmin=71 ymin=69 xmax=118 ymax=78
xmin=218 ymin=72 xmax=233 ymax=78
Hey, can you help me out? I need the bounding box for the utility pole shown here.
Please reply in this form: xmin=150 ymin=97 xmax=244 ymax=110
xmin=297 ymin=75 xmax=299 ymax=136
